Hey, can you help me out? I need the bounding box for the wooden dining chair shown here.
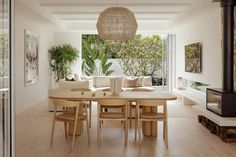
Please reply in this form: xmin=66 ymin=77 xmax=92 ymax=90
xmin=136 ymin=99 xmax=168 ymax=146
xmin=71 ymin=88 xmax=92 ymax=128
xmin=50 ymin=99 xmax=90 ymax=150
xmin=97 ymin=99 xmax=129 ymax=145
xmin=129 ymin=88 xmax=154 ymax=128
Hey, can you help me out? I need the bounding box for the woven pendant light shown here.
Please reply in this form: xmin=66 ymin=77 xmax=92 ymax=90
xmin=97 ymin=7 xmax=138 ymax=40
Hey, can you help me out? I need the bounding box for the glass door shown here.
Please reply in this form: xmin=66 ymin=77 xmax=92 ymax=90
xmin=161 ymin=34 xmax=176 ymax=93
xmin=0 ymin=0 xmax=11 ymax=156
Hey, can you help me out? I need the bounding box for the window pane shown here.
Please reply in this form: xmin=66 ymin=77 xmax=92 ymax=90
xmin=0 ymin=0 xmax=10 ymax=156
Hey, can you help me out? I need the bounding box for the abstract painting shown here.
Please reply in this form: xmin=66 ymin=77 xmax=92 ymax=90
xmin=185 ymin=42 xmax=201 ymax=73
xmin=24 ymin=30 xmax=39 ymax=86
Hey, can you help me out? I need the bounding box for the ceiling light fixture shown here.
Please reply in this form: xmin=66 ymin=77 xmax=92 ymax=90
xmin=97 ymin=6 xmax=138 ymax=40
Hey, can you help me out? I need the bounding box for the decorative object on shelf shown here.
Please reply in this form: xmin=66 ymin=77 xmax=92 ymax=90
xmin=97 ymin=7 xmax=138 ymax=40
xmin=24 ymin=30 xmax=39 ymax=86
xmin=48 ymin=44 xmax=79 ymax=81
xmin=191 ymin=81 xmax=209 ymax=90
xmin=65 ymin=77 xmax=75 ymax=81
xmin=177 ymin=77 xmax=185 ymax=90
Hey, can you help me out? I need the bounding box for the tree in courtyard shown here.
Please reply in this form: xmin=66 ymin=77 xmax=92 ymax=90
xmin=0 ymin=33 xmax=9 ymax=78
xmin=107 ymin=35 xmax=163 ymax=78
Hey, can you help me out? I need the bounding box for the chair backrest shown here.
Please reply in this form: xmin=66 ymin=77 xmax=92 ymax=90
xmin=98 ymin=99 xmax=128 ymax=107
xmin=137 ymin=100 xmax=166 ymax=107
xmin=52 ymin=99 xmax=80 ymax=108
xmin=71 ymin=88 xmax=91 ymax=92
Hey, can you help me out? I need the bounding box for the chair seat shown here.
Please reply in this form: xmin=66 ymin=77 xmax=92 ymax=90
xmin=56 ymin=112 xmax=86 ymax=121
xmin=100 ymin=112 xmax=125 ymax=119
xmin=56 ymin=112 xmax=75 ymax=121
xmin=80 ymin=100 xmax=90 ymax=105
xmin=140 ymin=112 xmax=165 ymax=119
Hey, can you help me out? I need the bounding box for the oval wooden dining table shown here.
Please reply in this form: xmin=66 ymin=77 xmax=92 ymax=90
xmin=49 ymin=91 xmax=177 ymax=137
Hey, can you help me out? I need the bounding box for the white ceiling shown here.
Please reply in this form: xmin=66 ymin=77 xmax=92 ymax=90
xmin=17 ymin=0 xmax=217 ymax=31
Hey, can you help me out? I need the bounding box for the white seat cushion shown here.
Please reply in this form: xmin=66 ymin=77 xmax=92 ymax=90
xmin=93 ymin=76 xmax=124 ymax=88
xmin=58 ymin=80 xmax=89 ymax=89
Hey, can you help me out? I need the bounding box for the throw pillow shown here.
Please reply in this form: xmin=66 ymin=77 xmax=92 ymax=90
xmin=125 ymin=77 xmax=140 ymax=87
xmin=142 ymin=76 xmax=152 ymax=86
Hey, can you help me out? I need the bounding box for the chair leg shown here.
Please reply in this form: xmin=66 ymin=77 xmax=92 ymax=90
xmin=163 ymin=121 xmax=165 ymax=140
xmin=164 ymin=104 xmax=168 ymax=147
xmin=129 ymin=104 xmax=132 ymax=128
xmin=134 ymin=106 xmax=137 ymax=141
xmin=50 ymin=119 xmax=56 ymax=147
xmin=72 ymin=107 xmax=79 ymax=150
xmin=89 ymin=101 xmax=92 ymax=128
xmin=138 ymin=120 xmax=142 ymax=145
xmin=85 ymin=105 xmax=90 ymax=145
xmin=97 ymin=120 xmax=101 ymax=145
xmin=64 ymin=122 xmax=68 ymax=139
xmin=125 ymin=105 xmax=128 ymax=146
xmin=125 ymin=120 xmax=128 ymax=146
xmin=97 ymin=104 xmax=101 ymax=145
xmin=50 ymin=107 xmax=58 ymax=148
xmin=165 ymin=120 xmax=168 ymax=147
xmin=137 ymin=105 xmax=141 ymax=145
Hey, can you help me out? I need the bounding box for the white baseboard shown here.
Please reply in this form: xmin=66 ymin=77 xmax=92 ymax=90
xmin=15 ymin=99 xmax=48 ymax=116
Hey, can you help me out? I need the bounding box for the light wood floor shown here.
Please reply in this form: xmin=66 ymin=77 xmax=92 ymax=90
xmin=15 ymin=100 xmax=236 ymax=157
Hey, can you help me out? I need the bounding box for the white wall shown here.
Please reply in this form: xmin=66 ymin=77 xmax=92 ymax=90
xmin=14 ymin=0 xmax=59 ymax=114
xmin=169 ymin=2 xmax=222 ymax=88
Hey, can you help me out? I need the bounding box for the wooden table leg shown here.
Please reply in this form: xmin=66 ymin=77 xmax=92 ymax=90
xmin=68 ymin=106 xmax=83 ymax=136
xmin=69 ymin=121 xmax=83 ymax=136
xmin=142 ymin=106 xmax=157 ymax=137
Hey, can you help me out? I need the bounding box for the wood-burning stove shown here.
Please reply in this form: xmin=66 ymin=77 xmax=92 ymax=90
xmin=206 ymin=0 xmax=236 ymax=117
xmin=207 ymin=88 xmax=236 ymax=116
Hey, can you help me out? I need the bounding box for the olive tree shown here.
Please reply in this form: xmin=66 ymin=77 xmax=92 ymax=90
xmin=107 ymin=35 xmax=163 ymax=78
xmin=0 ymin=33 xmax=8 ymax=78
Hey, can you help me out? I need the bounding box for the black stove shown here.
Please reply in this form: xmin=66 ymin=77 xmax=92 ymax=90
xmin=206 ymin=0 xmax=236 ymax=117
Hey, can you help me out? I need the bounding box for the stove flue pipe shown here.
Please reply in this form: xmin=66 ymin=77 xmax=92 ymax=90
xmin=221 ymin=0 xmax=234 ymax=91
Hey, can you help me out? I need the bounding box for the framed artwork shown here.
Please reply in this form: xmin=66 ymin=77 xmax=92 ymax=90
xmin=185 ymin=42 xmax=201 ymax=73
xmin=24 ymin=30 xmax=39 ymax=86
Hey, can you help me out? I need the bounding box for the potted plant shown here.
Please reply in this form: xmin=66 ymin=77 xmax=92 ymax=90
xmin=48 ymin=44 xmax=79 ymax=81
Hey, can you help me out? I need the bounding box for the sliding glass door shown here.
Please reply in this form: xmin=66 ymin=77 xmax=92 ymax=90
xmin=0 ymin=0 xmax=11 ymax=156
xmin=157 ymin=34 xmax=176 ymax=93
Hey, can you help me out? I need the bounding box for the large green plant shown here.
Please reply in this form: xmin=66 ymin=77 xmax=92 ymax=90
xmin=82 ymin=40 xmax=114 ymax=76
xmin=49 ymin=44 xmax=79 ymax=81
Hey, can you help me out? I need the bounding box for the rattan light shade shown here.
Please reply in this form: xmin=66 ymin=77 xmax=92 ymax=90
xmin=97 ymin=7 xmax=138 ymax=40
